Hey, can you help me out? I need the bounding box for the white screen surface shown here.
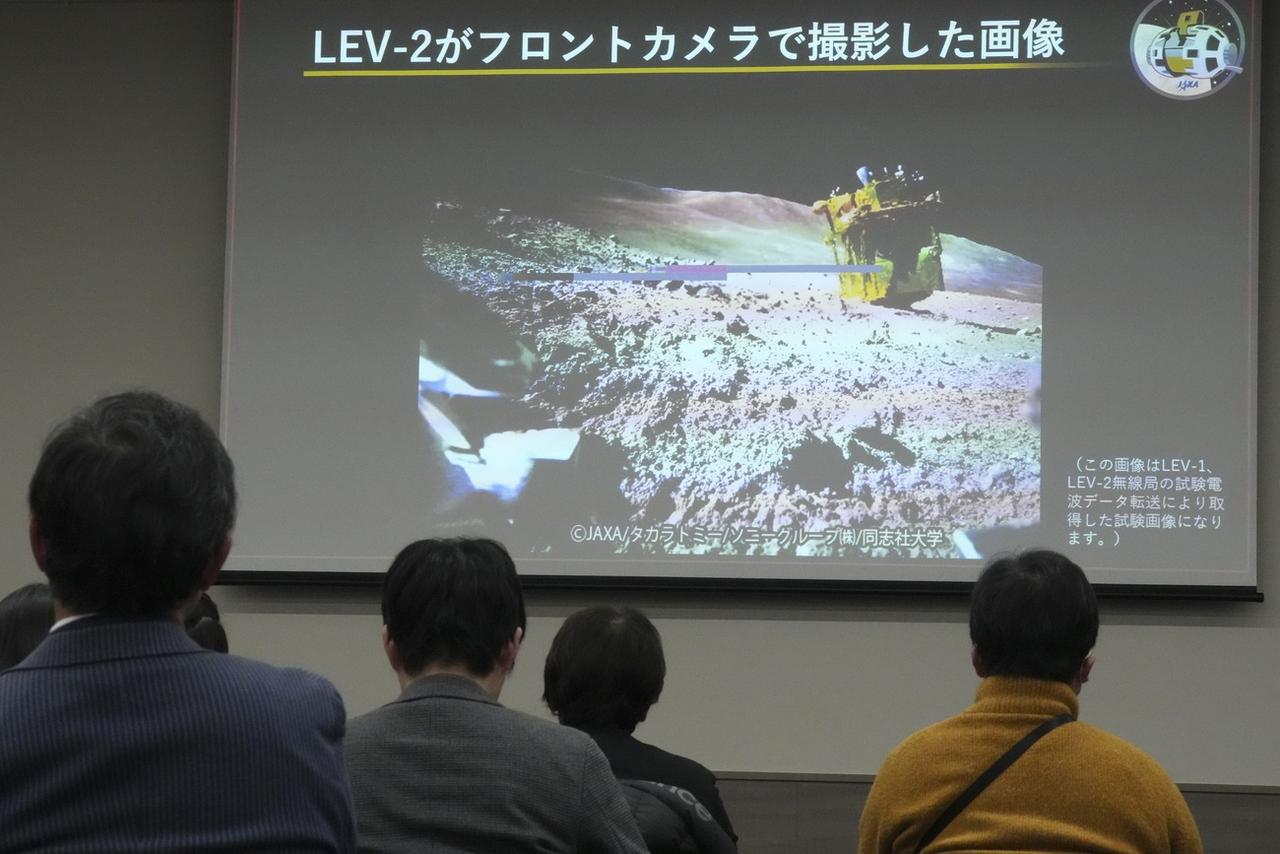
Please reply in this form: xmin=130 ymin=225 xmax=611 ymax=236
xmin=223 ymin=0 xmax=1259 ymax=589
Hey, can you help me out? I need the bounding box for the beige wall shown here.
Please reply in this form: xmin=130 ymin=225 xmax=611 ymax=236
xmin=3 ymin=1 xmax=1277 ymax=787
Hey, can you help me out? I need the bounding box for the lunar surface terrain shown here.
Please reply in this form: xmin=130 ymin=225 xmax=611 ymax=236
xmin=418 ymin=175 xmax=1041 ymax=559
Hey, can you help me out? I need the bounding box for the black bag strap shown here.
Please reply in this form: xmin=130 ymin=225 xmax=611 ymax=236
xmin=913 ymin=712 xmax=1075 ymax=853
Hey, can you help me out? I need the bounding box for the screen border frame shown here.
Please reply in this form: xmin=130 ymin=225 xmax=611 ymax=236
xmin=217 ymin=569 xmax=1264 ymax=601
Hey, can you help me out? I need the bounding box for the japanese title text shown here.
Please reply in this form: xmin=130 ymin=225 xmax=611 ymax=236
xmin=310 ymin=19 xmax=1067 ymax=69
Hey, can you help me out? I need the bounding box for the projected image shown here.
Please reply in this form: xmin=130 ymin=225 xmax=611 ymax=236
xmin=222 ymin=2 xmax=1256 ymax=585
xmin=415 ymin=168 xmax=1041 ymax=560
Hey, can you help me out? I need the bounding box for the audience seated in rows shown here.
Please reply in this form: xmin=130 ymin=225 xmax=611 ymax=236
xmin=544 ymin=605 xmax=737 ymax=852
xmin=344 ymin=537 xmax=647 ymax=854
xmin=0 ymin=582 xmax=53 ymax=669
xmin=858 ymin=549 xmax=1203 ymax=854
xmin=0 ymin=391 xmax=355 ymax=852
xmin=1 ymin=390 xmax=1209 ymax=854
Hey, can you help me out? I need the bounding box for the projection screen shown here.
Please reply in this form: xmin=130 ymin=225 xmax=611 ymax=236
xmin=222 ymin=0 xmax=1260 ymax=593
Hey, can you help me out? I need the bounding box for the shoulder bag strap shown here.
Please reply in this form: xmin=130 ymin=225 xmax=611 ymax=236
xmin=913 ymin=712 xmax=1075 ymax=854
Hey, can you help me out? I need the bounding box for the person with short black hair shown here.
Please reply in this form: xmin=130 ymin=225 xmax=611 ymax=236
xmin=379 ymin=537 xmax=527 ymax=677
xmin=858 ymin=549 xmax=1202 ymax=853
xmin=544 ymin=606 xmax=665 ymax=732
xmin=0 ymin=390 xmax=355 ymax=852
xmin=968 ymin=548 xmax=1100 ymax=685
xmin=28 ymin=392 xmax=237 ymax=619
xmin=345 ymin=538 xmax=647 ymax=854
xmin=0 ymin=583 xmax=54 ymax=669
xmin=545 ymin=606 xmax=737 ymax=842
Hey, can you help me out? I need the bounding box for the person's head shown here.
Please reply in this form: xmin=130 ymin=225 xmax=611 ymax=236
xmin=0 ymin=583 xmax=55 ymax=668
xmin=543 ymin=606 xmax=666 ymax=733
xmin=969 ymin=549 xmax=1099 ymax=688
xmin=381 ymin=537 xmax=526 ymax=682
xmin=184 ymin=593 xmax=229 ymax=653
xmin=27 ymin=391 xmax=236 ymax=618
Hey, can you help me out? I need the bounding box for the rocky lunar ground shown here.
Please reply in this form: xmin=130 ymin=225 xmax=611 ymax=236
xmin=420 ymin=178 xmax=1041 ymax=558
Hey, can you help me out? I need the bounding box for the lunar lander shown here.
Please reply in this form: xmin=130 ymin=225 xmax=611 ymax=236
xmin=812 ymin=165 xmax=944 ymax=307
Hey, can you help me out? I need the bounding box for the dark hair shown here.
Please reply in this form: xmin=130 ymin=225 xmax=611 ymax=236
xmin=184 ymin=593 xmax=229 ymax=653
xmin=970 ymin=549 xmax=1099 ymax=683
xmin=27 ymin=391 xmax=236 ymax=618
xmin=0 ymin=583 xmax=55 ymax=668
xmin=543 ymin=606 xmax=666 ymax=732
xmin=382 ymin=538 xmax=526 ymax=677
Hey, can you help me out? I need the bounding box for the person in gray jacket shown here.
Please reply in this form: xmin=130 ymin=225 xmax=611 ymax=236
xmin=345 ymin=537 xmax=648 ymax=854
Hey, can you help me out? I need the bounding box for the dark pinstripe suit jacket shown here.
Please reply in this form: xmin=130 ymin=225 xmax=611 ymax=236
xmin=345 ymin=674 xmax=648 ymax=854
xmin=0 ymin=617 xmax=356 ymax=853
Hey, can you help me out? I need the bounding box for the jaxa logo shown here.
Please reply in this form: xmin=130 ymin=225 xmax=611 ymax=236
xmin=1131 ymin=1 xmax=1245 ymax=99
